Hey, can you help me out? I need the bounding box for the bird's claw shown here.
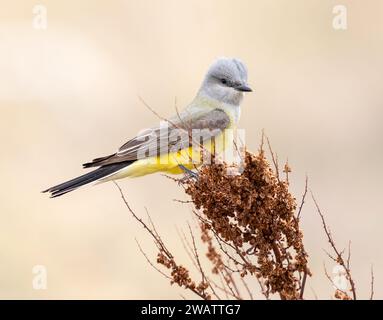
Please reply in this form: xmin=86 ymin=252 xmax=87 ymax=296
xmin=178 ymin=165 xmax=199 ymax=184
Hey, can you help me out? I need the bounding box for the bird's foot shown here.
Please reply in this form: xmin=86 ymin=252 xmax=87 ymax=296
xmin=178 ymin=165 xmax=199 ymax=184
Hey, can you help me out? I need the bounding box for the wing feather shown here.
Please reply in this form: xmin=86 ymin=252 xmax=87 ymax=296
xmin=83 ymin=108 xmax=230 ymax=168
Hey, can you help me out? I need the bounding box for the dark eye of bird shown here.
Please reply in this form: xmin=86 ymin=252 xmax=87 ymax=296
xmin=221 ymin=78 xmax=227 ymax=85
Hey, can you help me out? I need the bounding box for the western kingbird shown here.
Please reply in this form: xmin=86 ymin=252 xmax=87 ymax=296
xmin=43 ymin=57 xmax=252 ymax=197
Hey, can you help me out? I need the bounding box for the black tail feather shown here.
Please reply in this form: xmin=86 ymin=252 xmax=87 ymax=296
xmin=43 ymin=161 xmax=132 ymax=198
xmin=82 ymin=154 xmax=115 ymax=168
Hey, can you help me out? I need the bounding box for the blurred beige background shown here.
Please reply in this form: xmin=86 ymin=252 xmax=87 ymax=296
xmin=0 ymin=0 xmax=382 ymax=299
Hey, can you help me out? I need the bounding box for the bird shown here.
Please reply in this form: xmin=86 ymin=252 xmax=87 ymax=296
xmin=43 ymin=57 xmax=252 ymax=197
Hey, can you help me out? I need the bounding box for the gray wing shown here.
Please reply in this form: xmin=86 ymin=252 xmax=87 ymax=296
xmin=83 ymin=108 xmax=230 ymax=168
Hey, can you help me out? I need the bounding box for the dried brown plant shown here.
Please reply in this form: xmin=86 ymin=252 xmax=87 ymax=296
xmin=114 ymin=135 xmax=373 ymax=300
xmin=183 ymin=148 xmax=310 ymax=300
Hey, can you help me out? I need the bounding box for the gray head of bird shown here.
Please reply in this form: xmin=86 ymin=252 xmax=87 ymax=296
xmin=198 ymin=57 xmax=252 ymax=106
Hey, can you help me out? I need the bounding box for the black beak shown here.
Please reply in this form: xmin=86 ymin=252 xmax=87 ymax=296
xmin=235 ymin=84 xmax=252 ymax=92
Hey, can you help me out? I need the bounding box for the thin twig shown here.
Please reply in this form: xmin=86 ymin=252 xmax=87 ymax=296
xmin=323 ymin=263 xmax=349 ymax=298
xmin=181 ymin=224 xmax=220 ymax=300
xmin=297 ymin=175 xmax=308 ymax=219
xmin=370 ymin=265 xmax=374 ymax=300
xmin=210 ymin=275 xmax=239 ymax=300
xmin=135 ymin=239 xmax=172 ymax=281
xmin=188 ymin=224 xmax=207 ymax=292
xmin=219 ymin=269 xmax=242 ymax=300
xmin=299 ymin=271 xmax=308 ymax=299
xmin=223 ymin=267 xmax=242 ymax=300
xmin=114 ymin=182 xmax=172 ymax=258
xmin=173 ymin=199 xmax=193 ymax=204
xmin=259 ymin=129 xmax=265 ymax=152
xmin=177 ymin=228 xmax=199 ymax=271
xmin=138 ymin=95 xmax=167 ymax=122
xmin=312 ymin=192 xmax=357 ymax=300
xmin=310 ymin=286 xmax=319 ymax=300
xmin=266 ymin=136 xmax=280 ymax=182
xmin=347 ymin=241 xmax=351 ymax=270
xmin=284 ymin=159 xmax=290 ymax=183
xmin=237 ymin=268 xmax=254 ymax=300
xmin=271 ymin=242 xmax=286 ymax=300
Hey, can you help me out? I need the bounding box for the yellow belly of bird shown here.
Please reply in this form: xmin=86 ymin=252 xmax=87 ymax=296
xmin=102 ymin=131 xmax=231 ymax=181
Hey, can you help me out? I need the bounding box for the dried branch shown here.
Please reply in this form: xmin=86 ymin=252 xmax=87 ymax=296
xmin=323 ymin=263 xmax=351 ymax=300
xmin=236 ymin=266 xmax=254 ymax=300
xmin=187 ymin=224 xmax=208 ymax=294
xmin=177 ymin=228 xmax=199 ymax=271
xmin=346 ymin=241 xmax=351 ymax=270
xmin=312 ymin=192 xmax=357 ymax=300
xmin=297 ymin=175 xmax=308 ymax=219
xmin=299 ymin=271 xmax=308 ymax=299
xmin=115 ymin=182 xmax=212 ymax=300
xmin=283 ymin=159 xmax=291 ymax=183
xmin=266 ymin=137 xmax=280 ymax=181
xmin=135 ymin=239 xmax=172 ymax=281
xmin=370 ymin=265 xmax=374 ymax=300
xmin=116 ymin=133 xmax=366 ymax=301
xmin=184 ymin=149 xmax=310 ymax=300
xmin=114 ymin=182 xmax=172 ymax=258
